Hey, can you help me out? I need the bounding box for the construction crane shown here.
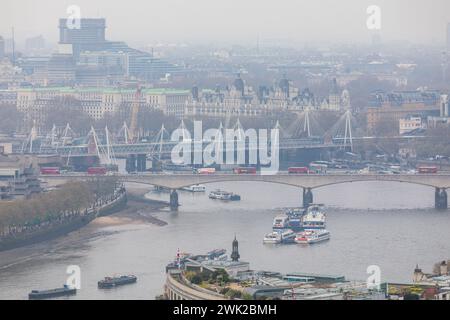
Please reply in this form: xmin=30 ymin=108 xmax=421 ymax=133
xmin=128 ymin=85 xmax=142 ymax=143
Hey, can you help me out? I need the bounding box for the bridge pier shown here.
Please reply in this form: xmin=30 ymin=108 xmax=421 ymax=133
xmin=435 ymin=188 xmax=448 ymax=210
xmin=126 ymin=155 xmax=137 ymax=173
xmin=137 ymin=154 xmax=147 ymax=172
xmin=169 ymin=189 xmax=179 ymax=210
xmin=303 ymin=188 xmax=313 ymax=208
xmin=152 ymin=158 xmax=162 ymax=172
xmin=126 ymin=154 xmax=147 ymax=173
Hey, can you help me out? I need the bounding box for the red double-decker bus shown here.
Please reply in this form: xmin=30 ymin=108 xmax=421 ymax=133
xmin=40 ymin=167 xmax=60 ymax=175
xmin=288 ymin=167 xmax=309 ymax=174
xmin=233 ymin=167 xmax=257 ymax=174
xmin=417 ymin=166 xmax=438 ymax=174
xmin=87 ymin=167 xmax=107 ymax=175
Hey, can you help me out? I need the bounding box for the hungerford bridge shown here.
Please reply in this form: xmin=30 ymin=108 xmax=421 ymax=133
xmin=41 ymin=173 xmax=450 ymax=210
xmin=22 ymin=111 xmax=424 ymax=160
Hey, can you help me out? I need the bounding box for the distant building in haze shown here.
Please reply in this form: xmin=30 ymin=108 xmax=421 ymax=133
xmin=0 ymin=36 xmax=4 ymax=60
xmin=367 ymin=89 xmax=441 ymax=134
xmin=25 ymin=35 xmax=46 ymax=54
xmin=59 ymin=18 xmax=106 ymax=59
xmin=447 ymin=23 xmax=450 ymax=51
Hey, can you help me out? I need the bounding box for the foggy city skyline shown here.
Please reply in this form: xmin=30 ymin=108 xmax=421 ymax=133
xmin=2 ymin=0 xmax=450 ymax=305
xmin=2 ymin=0 xmax=450 ymax=47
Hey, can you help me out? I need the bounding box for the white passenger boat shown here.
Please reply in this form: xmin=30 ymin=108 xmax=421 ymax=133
xmin=272 ymin=214 xmax=290 ymax=230
xmin=294 ymin=229 xmax=330 ymax=244
xmin=302 ymin=204 xmax=326 ymax=230
xmin=263 ymin=232 xmax=281 ymax=244
xmin=182 ymin=185 xmax=206 ymax=192
xmin=279 ymin=229 xmax=296 ymax=243
xmin=263 ymin=229 xmax=296 ymax=244
xmin=208 ymin=189 xmax=241 ymax=201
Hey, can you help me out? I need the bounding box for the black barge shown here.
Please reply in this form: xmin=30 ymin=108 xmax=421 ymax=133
xmin=28 ymin=285 xmax=76 ymax=300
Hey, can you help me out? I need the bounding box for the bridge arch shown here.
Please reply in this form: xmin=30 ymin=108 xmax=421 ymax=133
xmin=39 ymin=173 xmax=450 ymax=210
xmin=121 ymin=175 xmax=449 ymax=210
xmin=310 ymin=179 xmax=439 ymax=190
xmin=123 ymin=177 xmax=304 ymax=190
xmin=122 ymin=175 xmax=449 ymax=190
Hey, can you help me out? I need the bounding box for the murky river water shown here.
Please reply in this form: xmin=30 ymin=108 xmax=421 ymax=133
xmin=1 ymin=180 xmax=450 ymax=299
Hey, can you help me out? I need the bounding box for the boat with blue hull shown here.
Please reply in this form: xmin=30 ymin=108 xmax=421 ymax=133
xmin=272 ymin=208 xmax=306 ymax=232
xmin=268 ymin=205 xmax=329 ymax=244
xmin=98 ymin=275 xmax=137 ymax=289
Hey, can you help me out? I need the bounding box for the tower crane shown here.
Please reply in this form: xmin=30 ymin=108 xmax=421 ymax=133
xmin=128 ymin=85 xmax=142 ymax=143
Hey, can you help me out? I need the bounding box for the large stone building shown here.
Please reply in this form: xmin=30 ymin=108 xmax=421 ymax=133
xmin=185 ymin=76 xmax=349 ymax=118
xmin=0 ymin=86 xmax=191 ymax=127
xmin=366 ymin=89 xmax=441 ymax=134
xmin=0 ymin=75 xmax=352 ymax=130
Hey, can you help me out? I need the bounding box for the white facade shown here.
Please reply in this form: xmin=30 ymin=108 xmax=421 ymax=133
xmin=399 ymin=116 xmax=424 ymax=135
xmin=1 ymin=87 xmax=191 ymax=127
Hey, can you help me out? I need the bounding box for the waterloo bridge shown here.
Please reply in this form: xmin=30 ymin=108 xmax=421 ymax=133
xmin=41 ymin=173 xmax=450 ymax=210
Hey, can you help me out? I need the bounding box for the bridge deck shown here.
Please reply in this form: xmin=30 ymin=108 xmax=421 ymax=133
xmin=41 ymin=173 xmax=450 ymax=190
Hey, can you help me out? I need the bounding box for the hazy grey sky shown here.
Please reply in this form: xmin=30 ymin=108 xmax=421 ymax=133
xmin=2 ymin=0 xmax=450 ymax=46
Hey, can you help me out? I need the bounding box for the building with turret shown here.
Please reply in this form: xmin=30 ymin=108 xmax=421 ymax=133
xmin=413 ymin=260 xmax=450 ymax=286
xmin=185 ymin=75 xmax=349 ymax=118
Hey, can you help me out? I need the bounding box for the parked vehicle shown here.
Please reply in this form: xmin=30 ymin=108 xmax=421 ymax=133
xmin=417 ymin=166 xmax=438 ymax=174
xmin=288 ymin=167 xmax=309 ymax=174
xmin=40 ymin=167 xmax=60 ymax=175
xmin=87 ymin=167 xmax=107 ymax=175
xmin=233 ymin=167 xmax=257 ymax=174
xmin=194 ymin=167 xmax=216 ymax=174
xmin=309 ymin=163 xmax=327 ymax=174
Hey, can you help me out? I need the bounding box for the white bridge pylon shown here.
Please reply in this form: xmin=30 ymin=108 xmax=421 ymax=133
xmin=86 ymin=126 xmax=117 ymax=166
xmin=23 ymin=110 xmax=367 ymax=157
xmin=325 ymin=110 xmax=355 ymax=151
xmin=286 ymin=108 xmax=324 ymax=138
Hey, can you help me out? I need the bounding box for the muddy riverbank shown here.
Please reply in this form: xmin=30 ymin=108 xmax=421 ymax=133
xmin=0 ymin=187 xmax=169 ymax=253
xmin=92 ymin=187 xmax=169 ymax=227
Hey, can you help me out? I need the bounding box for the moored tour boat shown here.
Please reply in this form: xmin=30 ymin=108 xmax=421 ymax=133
xmin=208 ymin=189 xmax=241 ymax=201
xmin=279 ymin=229 xmax=296 ymax=243
xmin=272 ymin=214 xmax=290 ymax=230
xmin=263 ymin=229 xmax=296 ymax=244
xmin=295 ymin=229 xmax=330 ymax=244
xmin=301 ymin=204 xmax=326 ymax=230
xmin=182 ymin=184 xmax=206 ymax=192
xmin=263 ymin=232 xmax=281 ymax=244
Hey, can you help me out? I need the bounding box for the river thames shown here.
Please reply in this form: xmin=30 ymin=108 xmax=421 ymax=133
xmin=1 ymin=181 xmax=450 ymax=299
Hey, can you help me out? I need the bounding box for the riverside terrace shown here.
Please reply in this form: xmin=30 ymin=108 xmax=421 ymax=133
xmin=40 ymin=172 xmax=450 ymax=210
